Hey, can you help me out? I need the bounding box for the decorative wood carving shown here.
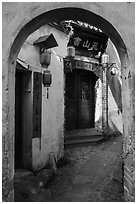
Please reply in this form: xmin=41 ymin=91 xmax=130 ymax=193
xmin=64 ymin=58 xmax=101 ymax=78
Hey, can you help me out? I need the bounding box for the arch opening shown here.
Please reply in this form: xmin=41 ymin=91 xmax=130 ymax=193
xmin=8 ymin=7 xmax=130 ymax=138
xmin=8 ymin=6 xmax=130 ymax=158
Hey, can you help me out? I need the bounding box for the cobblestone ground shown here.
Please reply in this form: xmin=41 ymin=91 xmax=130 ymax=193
xmin=36 ymin=134 xmax=124 ymax=202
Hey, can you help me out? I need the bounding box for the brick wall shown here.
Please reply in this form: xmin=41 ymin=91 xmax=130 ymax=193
xmin=124 ymin=154 xmax=135 ymax=201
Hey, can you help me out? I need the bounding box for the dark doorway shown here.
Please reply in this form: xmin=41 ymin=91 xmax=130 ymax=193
xmin=65 ymin=69 xmax=97 ymax=130
xmin=15 ymin=66 xmax=32 ymax=169
xmin=15 ymin=70 xmax=24 ymax=169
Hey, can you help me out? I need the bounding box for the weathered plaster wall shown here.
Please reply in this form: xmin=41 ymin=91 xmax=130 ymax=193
xmin=18 ymin=24 xmax=68 ymax=170
xmin=2 ymin=2 xmax=135 ymax=201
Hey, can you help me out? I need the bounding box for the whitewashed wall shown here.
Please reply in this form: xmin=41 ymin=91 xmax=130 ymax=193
xmin=18 ymin=24 xmax=68 ymax=170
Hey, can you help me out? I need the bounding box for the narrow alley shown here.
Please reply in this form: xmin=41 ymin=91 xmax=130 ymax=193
xmin=34 ymin=134 xmax=124 ymax=202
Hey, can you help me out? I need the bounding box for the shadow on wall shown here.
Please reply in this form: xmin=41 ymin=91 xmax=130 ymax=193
xmin=108 ymin=110 xmax=123 ymax=135
xmin=107 ymin=66 xmax=122 ymax=113
xmin=95 ymin=113 xmax=123 ymax=136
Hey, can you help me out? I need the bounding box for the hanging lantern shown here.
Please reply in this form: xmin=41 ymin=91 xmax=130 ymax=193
xmin=40 ymin=49 xmax=51 ymax=68
xmin=43 ymin=69 xmax=52 ymax=98
xmin=43 ymin=69 xmax=52 ymax=86
xmin=33 ymin=33 xmax=59 ymax=98
xmin=33 ymin=33 xmax=58 ymax=68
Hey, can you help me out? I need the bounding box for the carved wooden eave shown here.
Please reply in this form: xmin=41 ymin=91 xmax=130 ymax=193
xmin=64 ymin=56 xmax=102 ymax=78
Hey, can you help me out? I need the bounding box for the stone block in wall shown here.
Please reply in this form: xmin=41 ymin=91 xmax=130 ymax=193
xmin=124 ymin=153 xmax=135 ymax=201
xmin=124 ymin=185 xmax=135 ymax=202
xmin=125 ymin=153 xmax=134 ymax=172
xmin=124 ymin=175 xmax=134 ymax=196
xmin=129 ymin=194 xmax=135 ymax=202
xmin=2 ymin=177 xmax=14 ymax=201
xmin=124 ymin=186 xmax=129 ymax=201
xmin=3 ymin=189 xmax=14 ymax=202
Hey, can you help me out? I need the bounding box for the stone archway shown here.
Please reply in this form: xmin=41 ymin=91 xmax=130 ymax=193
xmin=2 ymin=3 xmax=134 ymax=201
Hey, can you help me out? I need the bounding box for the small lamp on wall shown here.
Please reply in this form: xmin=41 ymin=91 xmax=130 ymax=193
xmin=110 ymin=65 xmax=119 ymax=76
xmin=101 ymin=52 xmax=118 ymax=76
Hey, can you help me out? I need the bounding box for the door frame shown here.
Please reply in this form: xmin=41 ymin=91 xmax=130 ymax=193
xmin=15 ymin=65 xmax=33 ymax=170
xmin=64 ymin=68 xmax=97 ymax=131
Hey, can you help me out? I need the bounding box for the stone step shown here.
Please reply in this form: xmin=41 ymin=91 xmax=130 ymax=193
xmin=64 ymin=128 xmax=105 ymax=146
xmin=65 ymin=135 xmax=104 ymax=146
xmin=65 ymin=128 xmax=103 ymax=139
xmin=65 ymin=134 xmax=103 ymax=141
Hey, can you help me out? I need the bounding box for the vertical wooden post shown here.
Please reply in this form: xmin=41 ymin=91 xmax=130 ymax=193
xmin=102 ymin=66 xmax=108 ymax=135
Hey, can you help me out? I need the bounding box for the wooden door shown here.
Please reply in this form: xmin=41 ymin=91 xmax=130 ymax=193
xmin=78 ymin=71 xmax=95 ymax=129
xmin=65 ymin=72 xmax=78 ymax=130
xmin=65 ymin=69 xmax=96 ymax=130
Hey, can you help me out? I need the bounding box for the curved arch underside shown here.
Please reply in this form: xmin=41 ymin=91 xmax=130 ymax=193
xmin=9 ymin=7 xmax=127 ymax=64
